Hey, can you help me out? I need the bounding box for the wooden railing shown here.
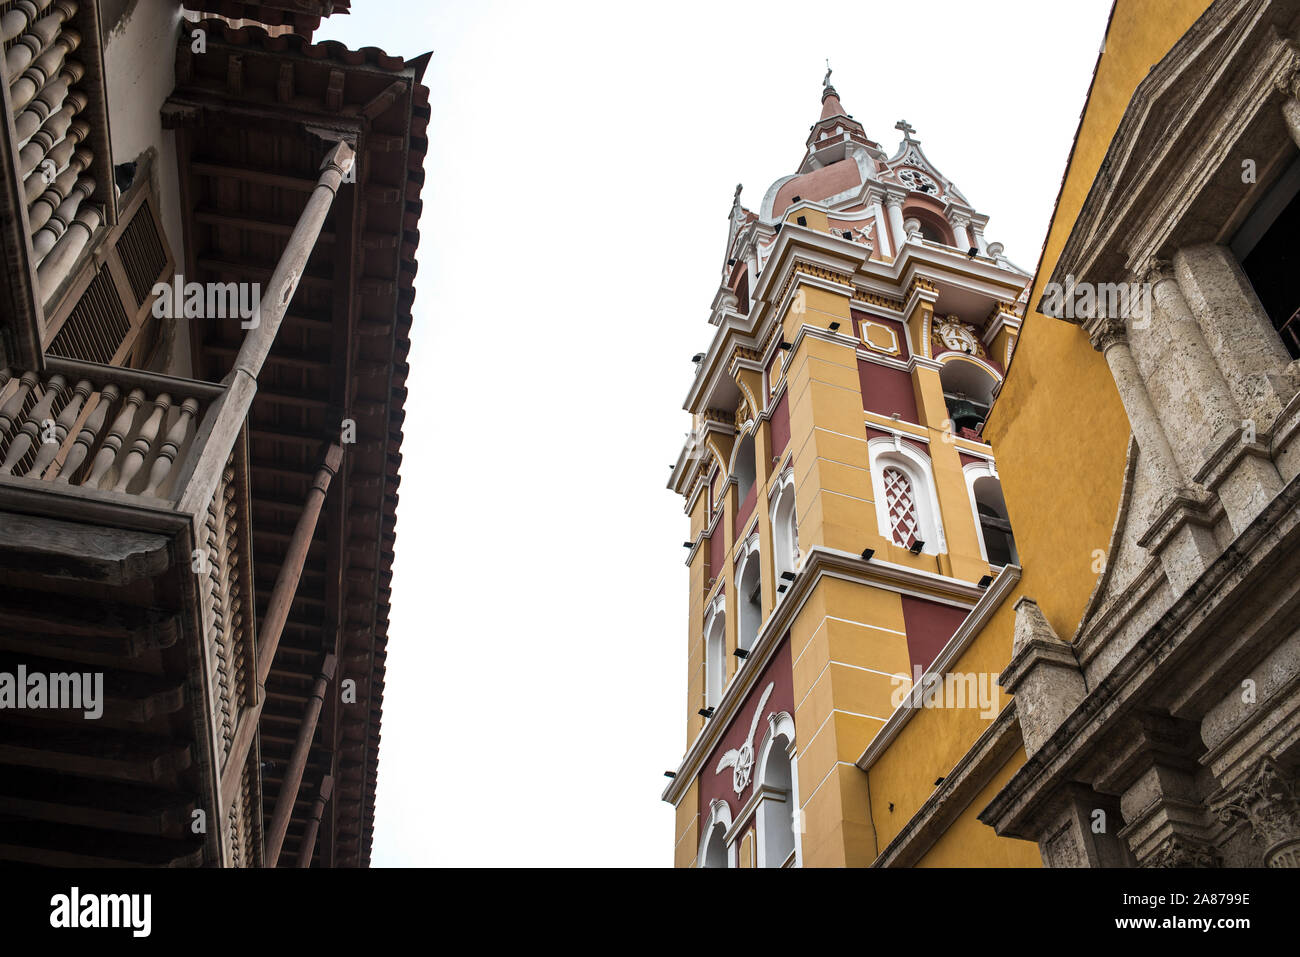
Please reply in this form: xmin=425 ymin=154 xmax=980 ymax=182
xmin=0 ymin=356 xmax=222 ymax=501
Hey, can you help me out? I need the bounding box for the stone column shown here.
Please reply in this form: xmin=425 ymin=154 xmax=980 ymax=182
xmin=1089 ymin=319 xmax=1184 ymax=493
xmin=1142 ymin=261 xmax=1283 ymax=535
xmin=866 ymin=187 xmax=891 ymax=258
xmin=1173 ymin=243 xmax=1295 ymax=430
xmin=969 ymin=214 xmax=989 ymax=255
xmin=1089 ymin=319 xmax=1220 ymax=593
xmin=949 ymin=213 xmax=971 ymax=252
xmin=884 ymin=188 xmax=907 ymax=251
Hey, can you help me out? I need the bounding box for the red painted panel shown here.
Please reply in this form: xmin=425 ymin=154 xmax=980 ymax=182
xmin=708 ymin=521 xmax=725 ymax=582
xmin=900 ymin=595 xmax=971 ymax=673
xmin=769 ymin=391 xmax=790 ymax=460
xmin=734 ymin=477 xmax=758 ymax=540
xmin=698 ymin=637 xmax=795 ymax=831
xmin=858 ymin=358 xmax=919 ymax=423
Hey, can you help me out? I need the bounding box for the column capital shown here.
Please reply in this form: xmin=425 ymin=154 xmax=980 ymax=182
xmin=1212 ymin=756 xmax=1300 ymax=867
xmin=1086 ymin=317 xmax=1128 ymax=353
xmin=884 ymin=187 xmax=907 ymax=208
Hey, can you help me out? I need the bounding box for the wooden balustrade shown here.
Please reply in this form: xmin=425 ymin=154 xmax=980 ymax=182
xmin=0 ymin=356 xmax=222 ymax=502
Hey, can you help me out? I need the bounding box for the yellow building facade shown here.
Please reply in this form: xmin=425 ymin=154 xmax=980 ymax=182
xmin=661 ymin=0 xmax=1300 ymax=868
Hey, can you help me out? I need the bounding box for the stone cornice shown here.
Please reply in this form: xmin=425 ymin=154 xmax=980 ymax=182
xmin=1049 ymin=0 xmax=1296 ymax=289
xmin=979 ymin=466 xmax=1300 ymax=840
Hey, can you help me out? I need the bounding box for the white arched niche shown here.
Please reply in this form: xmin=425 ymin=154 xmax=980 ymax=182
xmin=703 ymin=593 xmax=727 ymax=708
xmin=734 ymin=533 xmax=762 ymax=652
xmin=755 ymin=712 xmax=799 ymax=868
xmin=698 ymin=799 xmax=736 ymax=868
xmin=963 ymin=460 xmax=1018 ymax=567
xmin=769 ymin=467 xmax=799 ymax=600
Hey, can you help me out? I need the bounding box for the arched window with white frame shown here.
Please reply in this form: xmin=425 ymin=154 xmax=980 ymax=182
xmin=770 ymin=468 xmax=799 ymax=600
xmin=868 ymin=437 xmax=946 ymax=555
xmin=755 ymin=712 xmax=799 ymax=868
xmin=704 ymin=594 xmax=726 ymax=708
xmin=963 ymin=461 xmax=1018 ymax=567
xmin=698 ymin=800 xmax=735 ymax=868
xmin=734 ymin=534 xmax=761 ymax=652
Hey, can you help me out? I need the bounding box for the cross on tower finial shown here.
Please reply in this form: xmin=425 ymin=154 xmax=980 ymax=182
xmin=823 ymin=59 xmax=832 ymax=89
xmin=895 ymin=119 xmax=917 ymax=140
xmin=732 ymin=183 xmax=743 ymax=206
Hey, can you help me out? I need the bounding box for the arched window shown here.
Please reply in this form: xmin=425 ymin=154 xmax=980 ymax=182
xmin=698 ymin=800 xmax=735 ymax=868
xmin=735 ymin=536 xmax=761 ymax=652
xmin=755 ymin=713 xmax=798 ymax=868
xmin=733 ymin=432 xmax=757 ymax=503
xmin=704 ymin=595 xmax=726 ymax=708
xmin=939 ymin=356 xmax=1000 ymax=441
xmin=770 ymin=469 xmax=798 ymax=600
xmin=964 ymin=463 xmax=1018 ymax=568
xmin=869 ymin=438 xmax=945 ymax=555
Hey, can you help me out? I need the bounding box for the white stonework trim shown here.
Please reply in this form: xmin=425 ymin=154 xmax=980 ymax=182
xmin=962 ymin=459 xmax=999 ymax=566
xmin=696 ymin=798 xmax=737 ymax=868
xmin=855 ymin=562 xmax=1022 ymax=771
xmin=868 ymin=436 xmax=948 ymax=555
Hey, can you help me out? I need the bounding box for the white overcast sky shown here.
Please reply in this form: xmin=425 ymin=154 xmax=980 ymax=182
xmin=315 ymin=0 xmax=1114 ymax=867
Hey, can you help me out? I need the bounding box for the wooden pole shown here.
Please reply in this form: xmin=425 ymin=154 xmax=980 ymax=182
xmin=258 ymin=442 xmax=344 ymax=688
xmin=175 ymin=139 xmax=354 ymax=521
xmin=219 ymin=442 xmax=343 ymax=813
xmin=265 ymin=653 xmax=337 ymax=867
xmin=296 ymin=773 xmax=334 ymax=868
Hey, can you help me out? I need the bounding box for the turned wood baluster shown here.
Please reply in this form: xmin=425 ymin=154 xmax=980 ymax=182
xmin=56 ymin=383 xmax=118 ymax=483
xmin=114 ymin=393 xmax=171 ymax=493
xmin=143 ymin=396 xmax=200 ymax=497
xmin=0 ymin=370 xmax=38 ymax=447
xmin=0 ymin=373 xmax=64 ymax=474
xmin=31 ymin=377 xmax=89 ymax=478
xmin=86 ymin=387 xmax=144 ymax=488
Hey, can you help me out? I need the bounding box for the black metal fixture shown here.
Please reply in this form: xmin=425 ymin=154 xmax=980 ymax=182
xmin=780 ymin=571 xmax=796 ymax=582
xmin=692 ymin=353 xmax=705 ymax=363
xmin=777 ymin=584 xmax=787 ymax=593
xmin=934 ymin=776 xmax=945 ymax=786
xmin=664 ymin=771 xmax=677 ymax=779
xmin=796 ymin=215 xmax=807 ymax=226
xmin=698 ymin=707 xmax=715 ymax=719
xmin=733 ymin=648 xmax=749 ymax=660
xmin=792 ymin=195 xmax=801 ymax=202
xmin=909 ymin=539 xmax=925 ymax=555
xmin=727 ymin=258 xmax=736 ymax=266
xmin=829 ymin=321 xmax=841 ymax=332
xmin=967 ymin=246 xmax=979 ymax=258
xmin=683 ymin=541 xmax=694 ymax=549
xmin=861 ymin=548 xmax=875 ymax=561
xmin=778 ymin=340 xmax=792 ymax=351
xmin=977 ymin=574 xmax=994 ymax=589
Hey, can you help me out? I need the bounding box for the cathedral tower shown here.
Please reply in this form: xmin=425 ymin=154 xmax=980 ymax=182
xmin=663 ymin=74 xmax=1033 ymax=867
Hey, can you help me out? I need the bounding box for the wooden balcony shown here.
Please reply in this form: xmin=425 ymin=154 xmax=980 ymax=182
xmin=0 ymin=357 xmax=261 ymax=866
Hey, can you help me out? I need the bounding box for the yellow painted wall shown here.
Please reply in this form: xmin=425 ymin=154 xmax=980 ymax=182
xmin=863 ymin=0 xmax=1214 ymax=867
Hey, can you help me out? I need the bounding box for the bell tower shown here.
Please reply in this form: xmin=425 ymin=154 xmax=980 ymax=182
xmin=663 ymin=77 xmax=1033 ymax=867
